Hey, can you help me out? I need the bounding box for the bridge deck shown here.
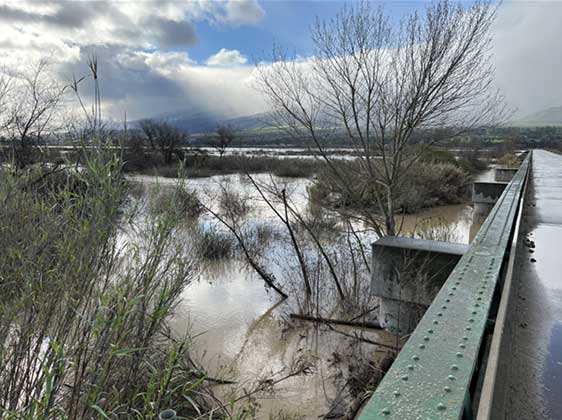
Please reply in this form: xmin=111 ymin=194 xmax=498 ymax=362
xmin=358 ymin=155 xmax=530 ymax=419
xmin=500 ymin=150 xmax=562 ymax=419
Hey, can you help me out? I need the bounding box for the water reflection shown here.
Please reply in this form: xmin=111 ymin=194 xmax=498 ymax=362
xmin=129 ymin=173 xmax=481 ymax=418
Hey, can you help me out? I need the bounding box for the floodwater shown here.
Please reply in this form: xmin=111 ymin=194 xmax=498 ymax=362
xmin=188 ymin=147 xmax=361 ymax=160
xmin=474 ymin=166 xmax=497 ymax=183
xmin=128 ymin=171 xmax=481 ymax=419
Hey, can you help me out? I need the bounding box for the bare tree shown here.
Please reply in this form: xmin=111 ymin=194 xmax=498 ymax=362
xmin=138 ymin=118 xmax=158 ymax=151
xmin=139 ymin=119 xmax=187 ymax=164
xmin=0 ymin=71 xmax=13 ymax=162
xmin=0 ymin=72 xmax=12 ymax=131
xmin=255 ymin=0 xmax=506 ymax=236
xmin=213 ymin=124 xmax=236 ymax=158
xmin=4 ymin=60 xmax=66 ymax=168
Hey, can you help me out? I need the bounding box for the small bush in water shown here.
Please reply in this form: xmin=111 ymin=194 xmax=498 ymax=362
xmin=150 ymin=186 xmax=203 ymax=220
xmin=194 ymin=226 xmax=235 ymax=260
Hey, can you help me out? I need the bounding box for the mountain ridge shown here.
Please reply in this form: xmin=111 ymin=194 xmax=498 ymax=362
xmin=132 ymin=111 xmax=277 ymax=134
xmin=135 ymin=105 xmax=562 ymax=133
xmin=514 ymin=106 xmax=562 ymax=127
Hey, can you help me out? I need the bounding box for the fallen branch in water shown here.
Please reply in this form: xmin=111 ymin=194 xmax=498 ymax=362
xmin=350 ymin=305 xmax=380 ymax=322
xmin=327 ymin=326 xmax=400 ymax=352
xmin=290 ymin=313 xmax=382 ymax=330
xmin=202 ymin=203 xmax=289 ymax=299
xmin=184 ymin=354 xmax=237 ymax=386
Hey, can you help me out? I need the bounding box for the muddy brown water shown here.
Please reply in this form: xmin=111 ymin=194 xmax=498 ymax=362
xmin=128 ymin=173 xmax=483 ymax=419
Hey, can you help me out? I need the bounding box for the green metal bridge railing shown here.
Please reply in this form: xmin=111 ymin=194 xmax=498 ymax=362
xmin=359 ymin=154 xmax=531 ymax=419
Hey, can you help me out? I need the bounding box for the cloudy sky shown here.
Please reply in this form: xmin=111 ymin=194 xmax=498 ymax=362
xmin=0 ymin=0 xmax=561 ymax=121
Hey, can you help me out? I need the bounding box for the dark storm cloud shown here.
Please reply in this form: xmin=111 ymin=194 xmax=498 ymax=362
xmin=0 ymin=2 xmax=197 ymax=49
xmin=43 ymin=2 xmax=105 ymax=28
xmin=0 ymin=5 xmax=37 ymax=23
xmin=0 ymin=1 xmax=267 ymax=119
xmin=58 ymin=46 xmax=185 ymax=101
xmin=0 ymin=3 xmax=101 ymax=29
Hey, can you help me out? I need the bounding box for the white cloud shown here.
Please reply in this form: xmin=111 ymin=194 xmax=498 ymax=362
xmin=120 ymin=51 xmax=194 ymax=72
xmin=206 ymin=48 xmax=248 ymax=67
xmin=492 ymin=1 xmax=562 ymax=116
xmin=223 ymin=0 xmax=265 ymax=26
xmin=0 ymin=0 xmax=268 ymax=120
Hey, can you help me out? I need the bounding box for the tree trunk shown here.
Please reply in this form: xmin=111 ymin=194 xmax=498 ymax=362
xmin=386 ymin=214 xmax=396 ymax=236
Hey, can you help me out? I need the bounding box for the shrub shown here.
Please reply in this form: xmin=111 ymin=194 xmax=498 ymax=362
xmin=150 ymin=186 xmax=203 ymax=221
xmin=122 ymin=150 xmax=324 ymax=179
xmin=420 ymin=146 xmax=487 ymax=175
xmin=457 ymin=156 xmax=488 ymax=174
xmin=309 ymin=160 xmax=470 ymax=215
xmin=0 ymin=147 xmax=206 ymax=418
xmin=398 ymin=163 xmax=469 ymax=212
xmin=193 ymin=226 xmax=235 ymax=260
xmin=271 ymin=158 xmax=319 ymax=178
xmin=419 ymin=147 xmax=458 ymax=166
xmin=497 ymin=152 xmax=520 ymax=168
xmin=218 ymin=188 xmax=251 ymax=220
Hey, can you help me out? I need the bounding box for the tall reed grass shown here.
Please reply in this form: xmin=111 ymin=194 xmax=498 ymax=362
xmin=0 ymin=145 xmax=205 ymax=419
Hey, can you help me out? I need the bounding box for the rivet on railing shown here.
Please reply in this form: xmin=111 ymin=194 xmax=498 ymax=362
xmin=159 ymin=409 xmax=177 ymax=420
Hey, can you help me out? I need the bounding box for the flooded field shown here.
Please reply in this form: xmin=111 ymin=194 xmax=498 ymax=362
xmin=126 ymin=172 xmax=481 ymax=419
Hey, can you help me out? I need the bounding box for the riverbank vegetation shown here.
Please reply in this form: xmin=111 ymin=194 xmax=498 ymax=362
xmin=309 ymin=160 xmax=469 ymax=217
xmin=0 ymin=147 xmax=211 ymax=418
xmin=123 ymin=152 xmax=322 ymax=179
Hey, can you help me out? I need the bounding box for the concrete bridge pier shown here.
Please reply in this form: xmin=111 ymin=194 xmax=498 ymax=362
xmin=371 ymin=237 xmax=467 ymax=334
xmin=495 ymin=167 xmax=518 ymax=182
xmin=472 ymin=167 xmax=518 ymax=217
xmin=473 ymin=181 xmax=508 ymax=216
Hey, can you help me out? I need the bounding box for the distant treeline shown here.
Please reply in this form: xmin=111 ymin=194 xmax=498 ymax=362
xmin=3 ymin=125 xmax=559 ymax=152
xmin=185 ymin=125 xmax=562 ymax=150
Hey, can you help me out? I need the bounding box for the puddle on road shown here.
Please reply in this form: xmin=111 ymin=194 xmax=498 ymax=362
xmin=545 ymin=322 xmax=562 ymax=419
xmin=526 ymin=224 xmax=562 ymax=419
xmin=527 ymin=225 xmax=562 ymax=293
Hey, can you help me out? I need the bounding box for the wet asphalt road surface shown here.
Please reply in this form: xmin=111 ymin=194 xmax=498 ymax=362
xmin=505 ymin=150 xmax=562 ymax=420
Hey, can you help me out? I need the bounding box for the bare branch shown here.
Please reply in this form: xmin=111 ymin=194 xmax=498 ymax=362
xmin=255 ymin=0 xmax=503 ymax=235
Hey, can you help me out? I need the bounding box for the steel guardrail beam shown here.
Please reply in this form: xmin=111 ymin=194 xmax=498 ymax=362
xmin=358 ymin=155 xmax=530 ymax=420
xmin=476 ymin=151 xmax=532 ymax=419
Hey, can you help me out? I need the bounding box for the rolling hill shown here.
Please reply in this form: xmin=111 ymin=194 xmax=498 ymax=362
xmin=515 ymin=106 xmax=562 ymax=127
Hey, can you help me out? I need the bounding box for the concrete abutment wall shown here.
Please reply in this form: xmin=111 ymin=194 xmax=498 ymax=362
xmin=371 ymin=237 xmax=467 ymax=334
